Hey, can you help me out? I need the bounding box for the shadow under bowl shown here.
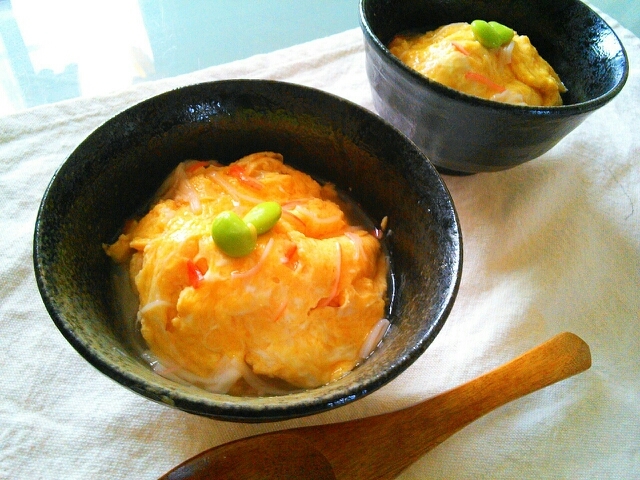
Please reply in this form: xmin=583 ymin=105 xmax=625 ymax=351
xmin=34 ymin=80 xmax=462 ymax=422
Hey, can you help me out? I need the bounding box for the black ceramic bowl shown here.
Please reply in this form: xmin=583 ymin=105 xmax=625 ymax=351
xmin=360 ymin=0 xmax=629 ymax=174
xmin=34 ymin=80 xmax=462 ymax=422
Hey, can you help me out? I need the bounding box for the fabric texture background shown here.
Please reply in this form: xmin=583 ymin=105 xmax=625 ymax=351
xmin=1 ymin=11 xmax=639 ymax=480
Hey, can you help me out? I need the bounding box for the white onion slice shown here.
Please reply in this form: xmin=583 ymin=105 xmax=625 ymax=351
xmin=500 ymin=41 xmax=515 ymax=64
xmin=231 ymin=238 xmax=275 ymax=279
xmin=206 ymin=170 xmax=264 ymax=205
xmin=294 ymin=206 xmax=343 ymax=225
xmin=359 ymin=318 xmax=390 ymax=359
xmin=139 ymin=299 xmax=173 ymax=314
xmin=237 ymin=361 xmax=291 ymax=396
xmin=316 ymin=242 xmax=342 ymax=307
xmin=344 ymin=231 xmax=363 ymax=261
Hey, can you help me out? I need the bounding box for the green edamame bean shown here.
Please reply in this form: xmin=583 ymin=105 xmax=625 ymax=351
xmin=471 ymin=20 xmax=514 ymax=49
xmin=243 ymin=201 xmax=282 ymax=235
xmin=471 ymin=20 xmax=502 ymax=49
xmin=489 ymin=21 xmax=514 ymax=45
xmin=211 ymin=211 xmax=257 ymax=257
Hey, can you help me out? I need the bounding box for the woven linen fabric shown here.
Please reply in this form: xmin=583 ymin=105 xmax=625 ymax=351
xmin=1 ymin=13 xmax=639 ymax=480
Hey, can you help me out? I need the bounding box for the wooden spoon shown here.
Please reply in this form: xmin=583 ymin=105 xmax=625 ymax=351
xmin=160 ymin=332 xmax=591 ymax=480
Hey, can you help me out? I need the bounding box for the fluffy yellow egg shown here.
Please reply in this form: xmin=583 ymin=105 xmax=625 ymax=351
xmin=389 ymin=22 xmax=566 ymax=106
xmin=105 ymin=152 xmax=389 ymax=395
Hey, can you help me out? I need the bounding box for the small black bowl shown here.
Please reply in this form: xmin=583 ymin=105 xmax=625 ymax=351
xmin=34 ymin=80 xmax=462 ymax=422
xmin=360 ymin=0 xmax=629 ymax=174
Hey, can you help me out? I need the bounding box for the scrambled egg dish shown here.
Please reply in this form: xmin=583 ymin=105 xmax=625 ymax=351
xmin=389 ymin=22 xmax=567 ymax=106
xmin=105 ymin=152 xmax=389 ymax=395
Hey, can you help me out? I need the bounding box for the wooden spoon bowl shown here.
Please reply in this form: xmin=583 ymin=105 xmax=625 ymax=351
xmin=160 ymin=332 xmax=591 ymax=479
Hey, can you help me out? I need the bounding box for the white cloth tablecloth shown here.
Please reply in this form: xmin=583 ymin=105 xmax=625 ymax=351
xmin=1 ymin=12 xmax=639 ymax=480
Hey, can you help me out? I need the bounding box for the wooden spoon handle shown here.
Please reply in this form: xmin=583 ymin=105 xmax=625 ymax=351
xmin=300 ymin=332 xmax=591 ymax=480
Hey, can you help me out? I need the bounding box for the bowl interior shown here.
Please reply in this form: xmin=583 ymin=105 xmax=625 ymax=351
xmin=361 ymin=0 xmax=628 ymax=106
xmin=34 ymin=80 xmax=462 ymax=422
